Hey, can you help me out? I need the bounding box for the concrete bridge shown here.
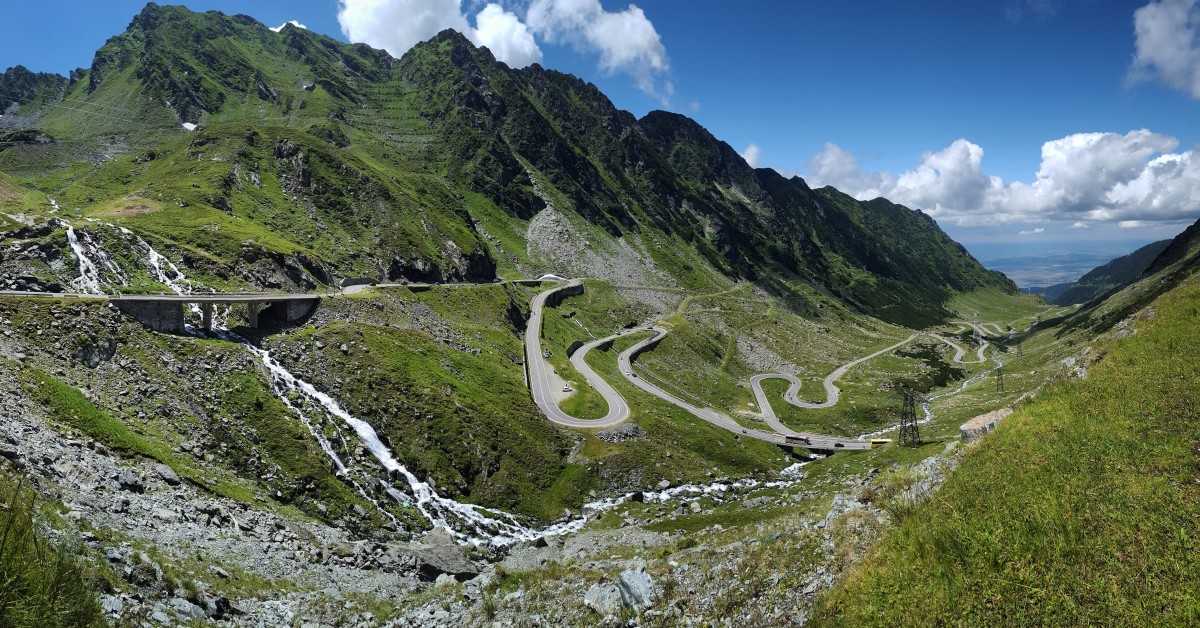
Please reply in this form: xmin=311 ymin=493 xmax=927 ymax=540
xmin=0 ymin=278 xmax=549 ymax=333
xmin=110 ymin=293 xmax=322 ymax=333
xmin=0 ymin=290 xmax=323 ymax=333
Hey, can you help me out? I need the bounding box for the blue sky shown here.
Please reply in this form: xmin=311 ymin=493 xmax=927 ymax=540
xmin=2 ymin=0 xmax=1198 ymax=260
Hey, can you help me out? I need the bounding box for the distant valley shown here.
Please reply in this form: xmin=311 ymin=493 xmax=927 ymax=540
xmin=980 ymin=247 xmax=1143 ymax=288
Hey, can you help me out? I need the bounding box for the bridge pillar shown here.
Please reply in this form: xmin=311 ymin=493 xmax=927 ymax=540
xmin=201 ymin=303 xmax=214 ymax=332
xmin=247 ymin=302 xmax=262 ymax=328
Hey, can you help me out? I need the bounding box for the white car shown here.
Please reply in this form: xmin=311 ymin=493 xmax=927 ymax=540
xmin=562 ymin=386 xmax=572 ymax=393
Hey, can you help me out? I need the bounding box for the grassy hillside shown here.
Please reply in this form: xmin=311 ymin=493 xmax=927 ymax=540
xmin=817 ymin=242 xmax=1200 ymax=625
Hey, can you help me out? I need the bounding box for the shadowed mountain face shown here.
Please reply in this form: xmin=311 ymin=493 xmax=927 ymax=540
xmin=1047 ymin=239 xmax=1171 ymax=305
xmin=0 ymin=3 xmax=1013 ymax=325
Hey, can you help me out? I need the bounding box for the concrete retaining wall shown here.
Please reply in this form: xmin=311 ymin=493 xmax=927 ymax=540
xmin=257 ymin=299 xmax=320 ymax=326
xmin=626 ymin=331 xmax=665 ymax=364
xmin=115 ymin=297 xmax=318 ymax=333
xmin=281 ymin=298 xmax=319 ymax=322
xmin=544 ymin=283 xmax=584 ymax=308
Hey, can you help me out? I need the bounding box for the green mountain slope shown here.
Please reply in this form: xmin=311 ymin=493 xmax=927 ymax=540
xmin=817 ymin=215 xmax=1200 ymax=625
xmin=0 ymin=3 xmax=1011 ymax=326
xmin=1050 ymin=239 xmax=1170 ymax=305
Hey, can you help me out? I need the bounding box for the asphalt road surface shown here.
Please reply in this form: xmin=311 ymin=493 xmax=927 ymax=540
xmin=523 ymin=280 xmax=632 ymax=428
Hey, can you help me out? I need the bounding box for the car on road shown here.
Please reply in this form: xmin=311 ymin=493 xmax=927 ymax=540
xmin=562 ymin=386 xmax=572 ymax=393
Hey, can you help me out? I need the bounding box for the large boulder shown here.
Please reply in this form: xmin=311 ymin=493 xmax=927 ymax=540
xmin=155 ymin=463 xmax=181 ymax=486
xmin=960 ymin=407 xmax=1013 ymax=442
xmin=617 ymin=566 xmax=656 ymax=614
xmin=583 ymin=583 xmax=623 ymax=617
xmin=117 ymin=468 xmax=144 ymax=493
xmin=380 ymin=527 xmax=481 ymax=581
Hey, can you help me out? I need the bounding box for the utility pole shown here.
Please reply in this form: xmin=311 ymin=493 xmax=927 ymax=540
xmin=995 ymin=365 xmax=1005 ymax=393
xmin=898 ymin=389 xmax=922 ymax=446
xmin=1017 ymin=341 xmax=1023 ymax=357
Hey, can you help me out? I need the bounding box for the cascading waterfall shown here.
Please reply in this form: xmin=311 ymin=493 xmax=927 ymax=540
xmin=120 ymin=233 xmax=422 ymax=530
xmin=54 ymin=224 xmax=822 ymax=546
xmin=248 ymin=346 xmax=549 ymax=546
xmin=120 ymin=227 xmax=191 ymax=295
xmin=62 ymin=220 xmax=130 ymax=293
xmin=116 ymin=227 xmax=568 ymax=544
xmin=63 ymin=222 xmax=104 ymax=294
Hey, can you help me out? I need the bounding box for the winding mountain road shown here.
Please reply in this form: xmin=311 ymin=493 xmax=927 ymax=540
xmin=616 ymin=327 xmax=873 ymax=450
xmin=930 ymin=334 xmax=990 ymax=364
xmin=524 ymin=280 xmax=632 ymax=428
xmin=524 ymin=280 xmax=1014 ymax=450
xmin=524 ymin=282 xmax=867 ymax=447
xmin=751 ymin=333 xmax=921 ymax=412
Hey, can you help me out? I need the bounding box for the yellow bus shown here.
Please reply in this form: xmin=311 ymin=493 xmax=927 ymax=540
xmin=869 ymin=439 xmax=892 ymax=449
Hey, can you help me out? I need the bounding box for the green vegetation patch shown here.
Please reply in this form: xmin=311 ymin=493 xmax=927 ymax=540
xmin=24 ymin=366 xmax=163 ymax=459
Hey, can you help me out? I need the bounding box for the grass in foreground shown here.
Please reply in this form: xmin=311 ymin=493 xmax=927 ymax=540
xmin=0 ymin=471 xmax=104 ymax=627
xmin=817 ymin=272 xmax=1200 ymax=626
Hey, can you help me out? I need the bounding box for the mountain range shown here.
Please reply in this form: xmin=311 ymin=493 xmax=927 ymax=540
xmin=0 ymin=3 xmax=1013 ymax=327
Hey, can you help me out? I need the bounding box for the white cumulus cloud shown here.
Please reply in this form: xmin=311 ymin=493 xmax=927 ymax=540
xmin=526 ymin=0 xmax=672 ymax=103
xmin=1129 ymin=0 xmax=1200 ymax=99
xmin=270 ymin=20 xmax=308 ymax=32
xmin=473 ymin=4 xmax=543 ymax=67
xmin=1018 ymin=227 xmax=1046 ymax=235
xmin=337 ymin=0 xmax=539 ymax=67
xmin=740 ymin=143 xmax=762 ymax=168
xmin=805 ymin=130 xmax=1200 ymax=227
xmin=807 ymin=143 xmax=895 ymax=200
xmin=337 ymin=0 xmax=671 ymax=97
